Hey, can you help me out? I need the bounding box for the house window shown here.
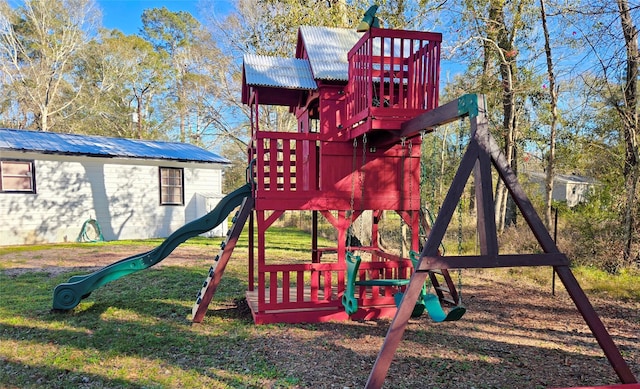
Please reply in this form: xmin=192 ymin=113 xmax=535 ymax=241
xmin=159 ymin=167 xmax=184 ymax=205
xmin=0 ymin=160 xmax=35 ymax=193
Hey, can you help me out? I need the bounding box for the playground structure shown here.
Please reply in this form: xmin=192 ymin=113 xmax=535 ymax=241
xmin=52 ymin=22 xmax=638 ymax=387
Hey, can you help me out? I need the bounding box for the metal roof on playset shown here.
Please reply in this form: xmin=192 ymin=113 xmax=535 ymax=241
xmin=244 ymin=25 xmax=424 ymax=91
xmin=243 ymin=54 xmax=317 ymax=90
xmin=297 ymin=26 xmax=363 ymax=81
xmin=0 ymin=128 xmax=229 ymax=164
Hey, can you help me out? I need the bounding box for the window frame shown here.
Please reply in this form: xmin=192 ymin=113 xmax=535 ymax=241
xmin=0 ymin=159 xmax=36 ymax=193
xmin=159 ymin=166 xmax=184 ymax=206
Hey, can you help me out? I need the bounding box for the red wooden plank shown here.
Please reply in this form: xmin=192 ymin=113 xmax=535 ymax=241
xmin=260 ymin=263 xmax=339 ymax=272
xmin=283 ymin=139 xmax=291 ymax=191
xmin=257 ymin=271 xmax=265 ymax=307
xmin=378 ymin=36 xmax=385 ymax=108
xmin=310 ymin=265 xmax=319 ymax=301
xmin=294 ymin=139 xmax=302 ymax=191
xmin=269 ymin=138 xmax=277 ymax=192
xmin=255 ymin=131 xmax=322 ymax=141
xmin=398 ymin=37 xmax=406 ymax=108
xmin=323 ymin=270 xmax=332 ymax=300
xmin=389 ymin=37 xmax=397 ymax=107
xmin=256 ymin=139 xmax=266 ymax=192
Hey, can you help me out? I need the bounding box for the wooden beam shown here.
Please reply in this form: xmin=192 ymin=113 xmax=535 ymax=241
xmin=414 ymin=253 xmax=569 ymax=269
xmin=399 ymin=97 xmax=462 ymax=137
xmin=399 ymin=94 xmax=481 ymax=138
xmin=471 ymin=106 xmax=498 ymax=257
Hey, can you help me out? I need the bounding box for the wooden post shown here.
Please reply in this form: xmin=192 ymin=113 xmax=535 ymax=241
xmin=365 ymin=94 xmax=637 ymax=388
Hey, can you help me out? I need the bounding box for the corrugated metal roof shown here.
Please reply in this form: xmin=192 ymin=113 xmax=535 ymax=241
xmin=525 ymin=171 xmax=596 ymax=184
xmin=0 ymin=128 xmax=229 ymax=164
xmin=298 ymin=26 xmax=363 ymax=81
xmin=243 ymin=54 xmax=317 ymax=90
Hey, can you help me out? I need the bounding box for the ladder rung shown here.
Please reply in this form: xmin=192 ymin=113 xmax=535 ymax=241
xmin=441 ymin=297 xmax=456 ymax=305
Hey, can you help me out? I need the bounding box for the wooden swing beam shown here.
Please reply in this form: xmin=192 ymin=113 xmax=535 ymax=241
xmin=365 ymin=94 xmax=637 ymax=388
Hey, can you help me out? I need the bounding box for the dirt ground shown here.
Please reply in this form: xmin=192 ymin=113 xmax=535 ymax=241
xmin=2 ymin=244 xmax=640 ymax=388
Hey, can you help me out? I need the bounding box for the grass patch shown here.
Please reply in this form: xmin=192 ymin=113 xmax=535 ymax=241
xmin=572 ymin=266 xmax=640 ymax=300
xmin=0 ymin=226 xmax=332 ymax=388
xmin=0 ymin=226 xmax=638 ymax=388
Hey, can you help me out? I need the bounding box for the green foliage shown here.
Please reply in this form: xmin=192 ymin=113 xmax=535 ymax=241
xmin=72 ymin=30 xmax=172 ymax=138
xmin=561 ymin=185 xmax=628 ymax=272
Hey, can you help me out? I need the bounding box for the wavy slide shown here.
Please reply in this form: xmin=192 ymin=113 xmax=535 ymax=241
xmin=52 ymin=184 xmax=252 ymax=311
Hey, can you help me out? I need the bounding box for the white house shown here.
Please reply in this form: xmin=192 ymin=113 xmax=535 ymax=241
xmin=0 ymin=128 xmax=230 ymax=246
xmin=524 ymin=171 xmax=596 ymax=207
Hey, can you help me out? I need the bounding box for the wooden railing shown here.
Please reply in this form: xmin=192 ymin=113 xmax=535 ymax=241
xmin=255 ymin=250 xmax=413 ymax=313
xmin=253 ymin=131 xmax=320 ymax=195
xmin=345 ymin=28 xmax=442 ymax=135
xmin=257 ymin=262 xmax=344 ymax=311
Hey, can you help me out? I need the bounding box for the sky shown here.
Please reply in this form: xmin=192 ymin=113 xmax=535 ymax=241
xmin=96 ymin=0 xmax=231 ymax=35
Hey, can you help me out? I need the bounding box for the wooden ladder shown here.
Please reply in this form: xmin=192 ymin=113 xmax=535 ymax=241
xmin=191 ymin=196 xmax=254 ymax=323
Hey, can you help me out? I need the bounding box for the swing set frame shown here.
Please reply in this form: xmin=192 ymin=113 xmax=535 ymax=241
xmin=365 ymin=94 xmax=638 ymax=388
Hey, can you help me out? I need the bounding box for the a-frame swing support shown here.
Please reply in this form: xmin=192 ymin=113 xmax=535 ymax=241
xmin=365 ymin=94 xmax=637 ymax=388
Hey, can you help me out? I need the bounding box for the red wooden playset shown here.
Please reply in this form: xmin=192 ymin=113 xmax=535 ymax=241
xmin=238 ymin=26 xmax=447 ymax=325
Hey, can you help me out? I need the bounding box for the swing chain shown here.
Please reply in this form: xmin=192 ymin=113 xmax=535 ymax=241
xmin=359 ymin=133 xmax=367 ymax=244
xmin=361 ymin=133 xmax=368 ymax=190
xmin=347 ymin=137 xmax=358 ymax=249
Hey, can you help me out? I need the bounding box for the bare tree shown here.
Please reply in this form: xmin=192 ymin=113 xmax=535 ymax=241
xmin=0 ymin=0 xmax=98 ymax=131
xmin=465 ymin=0 xmax=531 ymax=232
xmin=540 ymin=0 xmax=560 ymax=230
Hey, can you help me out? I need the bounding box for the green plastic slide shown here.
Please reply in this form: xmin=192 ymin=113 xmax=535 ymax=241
xmin=52 ymin=184 xmax=252 ymax=311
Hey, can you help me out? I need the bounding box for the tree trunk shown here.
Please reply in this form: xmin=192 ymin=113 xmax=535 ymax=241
xmin=616 ymin=0 xmax=639 ymax=266
xmin=488 ymin=0 xmax=519 ymax=232
xmin=136 ymin=97 xmax=144 ymax=139
xmin=540 ymin=0 xmax=559 ymax=231
xmin=40 ymin=106 xmax=49 ymax=132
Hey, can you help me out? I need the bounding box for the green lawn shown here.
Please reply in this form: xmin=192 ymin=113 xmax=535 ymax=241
xmin=0 ymin=227 xmax=328 ymax=388
xmin=0 ymin=226 xmax=638 ymax=388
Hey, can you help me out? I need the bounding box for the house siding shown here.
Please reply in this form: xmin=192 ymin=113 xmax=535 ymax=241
xmin=0 ymin=151 xmax=225 ymax=245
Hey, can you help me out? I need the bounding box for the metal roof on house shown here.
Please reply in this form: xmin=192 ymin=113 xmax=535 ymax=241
xmin=243 ymin=54 xmax=317 ymax=90
xmin=0 ymin=128 xmax=229 ymax=164
xmin=298 ymin=26 xmax=363 ymax=81
xmin=525 ymin=171 xmax=596 ymax=184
